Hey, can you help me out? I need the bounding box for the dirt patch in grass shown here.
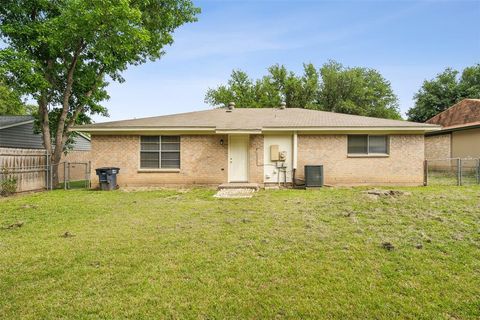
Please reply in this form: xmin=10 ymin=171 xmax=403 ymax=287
xmin=3 ymin=221 xmax=24 ymax=229
xmin=363 ymin=189 xmax=412 ymax=200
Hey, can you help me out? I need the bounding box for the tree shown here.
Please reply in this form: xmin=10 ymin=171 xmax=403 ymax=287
xmin=0 ymin=81 xmax=34 ymax=115
xmin=205 ymin=64 xmax=319 ymax=109
xmin=0 ymin=0 xmax=199 ymax=185
xmin=317 ymin=61 xmax=400 ymax=119
xmin=205 ymin=61 xmax=401 ymax=119
xmin=407 ymin=64 xmax=480 ymax=122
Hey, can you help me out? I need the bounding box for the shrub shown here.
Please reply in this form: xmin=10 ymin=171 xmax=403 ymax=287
xmin=1 ymin=167 xmax=17 ymax=196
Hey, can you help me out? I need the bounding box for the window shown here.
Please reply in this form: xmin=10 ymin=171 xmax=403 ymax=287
xmin=140 ymin=136 xmax=180 ymax=169
xmin=347 ymin=135 xmax=388 ymax=155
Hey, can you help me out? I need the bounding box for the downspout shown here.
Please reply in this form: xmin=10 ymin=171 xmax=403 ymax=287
xmin=293 ymin=131 xmax=298 ymax=170
xmin=292 ymin=131 xmax=298 ymax=188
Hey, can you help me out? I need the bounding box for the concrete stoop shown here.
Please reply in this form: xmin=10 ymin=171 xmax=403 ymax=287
xmin=214 ymin=183 xmax=260 ymax=198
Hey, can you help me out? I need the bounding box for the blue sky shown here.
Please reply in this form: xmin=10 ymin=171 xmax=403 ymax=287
xmin=97 ymin=0 xmax=480 ymax=122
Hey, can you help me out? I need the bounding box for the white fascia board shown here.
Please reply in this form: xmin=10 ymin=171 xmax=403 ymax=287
xmin=215 ymin=129 xmax=262 ymax=134
xmin=262 ymin=126 xmax=441 ymax=133
xmin=70 ymin=127 xmax=216 ymax=134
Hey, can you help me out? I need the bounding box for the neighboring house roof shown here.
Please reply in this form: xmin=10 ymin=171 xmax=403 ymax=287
xmin=0 ymin=115 xmax=35 ymax=129
xmin=0 ymin=115 xmax=91 ymax=150
xmin=425 ymin=99 xmax=480 ymax=136
xmin=74 ymin=108 xmax=439 ymax=134
xmin=426 ymin=99 xmax=480 ymax=127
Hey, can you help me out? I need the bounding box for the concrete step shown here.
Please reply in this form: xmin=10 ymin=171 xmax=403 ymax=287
xmin=217 ymin=183 xmax=260 ymax=191
xmin=213 ymin=188 xmax=257 ymax=198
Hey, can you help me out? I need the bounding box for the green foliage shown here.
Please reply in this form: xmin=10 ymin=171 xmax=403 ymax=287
xmin=205 ymin=61 xmax=401 ymax=119
xmin=0 ymin=167 xmax=17 ymax=196
xmin=407 ymin=64 xmax=480 ymax=122
xmin=0 ymin=81 xmax=35 ymax=115
xmin=318 ymin=61 xmax=401 ymax=119
xmin=0 ymin=0 xmax=199 ymax=163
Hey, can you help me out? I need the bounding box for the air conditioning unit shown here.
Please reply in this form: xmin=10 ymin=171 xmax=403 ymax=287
xmin=305 ymin=165 xmax=324 ymax=187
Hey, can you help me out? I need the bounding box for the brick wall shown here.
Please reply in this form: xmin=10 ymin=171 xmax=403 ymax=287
xmin=248 ymin=134 xmax=264 ymax=184
xmin=91 ymin=133 xmax=425 ymax=187
xmin=425 ymin=134 xmax=451 ymax=160
xmin=296 ymin=134 xmax=425 ymax=186
xmin=90 ymin=135 xmax=228 ymax=187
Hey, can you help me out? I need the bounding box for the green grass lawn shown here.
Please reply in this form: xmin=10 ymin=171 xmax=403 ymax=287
xmin=1 ymin=186 xmax=479 ymax=319
xmin=58 ymin=180 xmax=90 ymax=190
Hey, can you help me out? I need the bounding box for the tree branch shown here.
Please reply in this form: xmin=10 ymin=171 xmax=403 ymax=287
xmin=53 ymin=40 xmax=85 ymax=161
xmin=61 ymin=67 xmax=105 ymax=144
xmin=39 ymin=59 xmax=55 ymax=155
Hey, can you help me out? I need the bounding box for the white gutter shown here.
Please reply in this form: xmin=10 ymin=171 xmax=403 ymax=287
xmin=71 ymin=125 xmax=441 ymax=134
xmin=71 ymin=127 xmax=216 ymax=133
xmin=262 ymin=126 xmax=441 ymax=132
xmin=215 ymin=129 xmax=262 ymax=134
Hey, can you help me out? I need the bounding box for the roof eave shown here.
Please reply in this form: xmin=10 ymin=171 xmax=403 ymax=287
xmin=71 ymin=126 xmax=217 ymax=135
xmin=72 ymin=125 xmax=441 ymax=135
xmin=426 ymin=123 xmax=480 ymax=136
xmin=263 ymin=126 xmax=441 ymax=133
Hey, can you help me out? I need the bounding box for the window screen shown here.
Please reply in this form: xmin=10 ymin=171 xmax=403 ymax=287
xmin=347 ymin=135 xmax=368 ymax=154
xmin=368 ymin=135 xmax=388 ymax=154
xmin=140 ymin=136 xmax=180 ymax=169
xmin=348 ymin=135 xmax=388 ymax=155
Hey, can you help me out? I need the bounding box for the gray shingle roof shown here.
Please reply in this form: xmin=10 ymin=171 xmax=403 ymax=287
xmin=75 ymin=108 xmax=439 ymax=131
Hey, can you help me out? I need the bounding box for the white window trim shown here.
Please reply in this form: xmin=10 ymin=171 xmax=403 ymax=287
xmin=347 ymin=134 xmax=390 ymax=157
xmin=138 ymin=136 xmax=181 ymax=170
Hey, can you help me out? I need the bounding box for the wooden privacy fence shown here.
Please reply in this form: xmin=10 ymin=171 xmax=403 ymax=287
xmin=0 ymin=147 xmax=49 ymax=192
xmin=0 ymin=147 xmax=91 ymax=193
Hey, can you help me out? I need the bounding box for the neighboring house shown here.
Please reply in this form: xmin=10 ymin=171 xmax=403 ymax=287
xmin=425 ymin=99 xmax=480 ymax=160
xmin=0 ymin=115 xmax=91 ymax=161
xmin=74 ymin=105 xmax=439 ymax=187
xmin=0 ymin=116 xmax=91 ymax=151
xmin=1 ymin=115 xmax=92 ymax=191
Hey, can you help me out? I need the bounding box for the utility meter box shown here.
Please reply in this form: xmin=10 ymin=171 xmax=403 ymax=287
xmin=279 ymin=151 xmax=287 ymax=161
xmin=270 ymin=145 xmax=279 ymax=161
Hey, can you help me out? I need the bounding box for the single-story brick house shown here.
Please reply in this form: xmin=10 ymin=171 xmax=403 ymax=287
xmin=74 ymin=105 xmax=439 ymax=187
xmin=425 ymin=99 xmax=480 ymax=160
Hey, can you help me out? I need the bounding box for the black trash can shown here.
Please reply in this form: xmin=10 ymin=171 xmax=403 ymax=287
xmin=95 ymin=167 xmax=120 ymax=191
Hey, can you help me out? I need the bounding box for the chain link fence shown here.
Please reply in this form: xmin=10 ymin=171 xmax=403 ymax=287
xmin=425 ymin=158 xmax=480 ymax=186
xmin=58 ymin=161 xmax=91 ymax=189
xmin=1 ymin=147 xmax=91 ymax=194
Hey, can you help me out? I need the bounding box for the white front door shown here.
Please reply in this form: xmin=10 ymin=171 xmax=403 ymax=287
xmin=229 ymin=135 xmax=249 ymax=182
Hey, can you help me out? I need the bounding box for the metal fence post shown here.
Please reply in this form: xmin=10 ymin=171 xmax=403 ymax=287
xmin=64 ymin=162 xmax=67 ymax=190
xmin=423 ymin=159 xmax=428 ymax=186
xmin=50 ymin=157 xmax=53 ymax=190
xmin=88 ymin=161 xmax=92 ymax=189
xmin=457 ymin=158 xmax=462 ymax=186
xmin=45 ymin=152 xmax=49 ymax=190
xmin=477 ymin=159 xmax=480 ymax=185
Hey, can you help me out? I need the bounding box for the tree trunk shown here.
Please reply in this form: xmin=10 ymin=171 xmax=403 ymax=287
xmin=51 ymin=147 xmax=66 ymax=187
xmin=38 ymin=94 xmax=58 ymax=187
